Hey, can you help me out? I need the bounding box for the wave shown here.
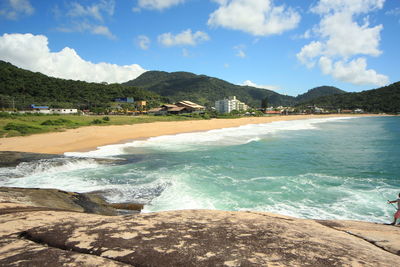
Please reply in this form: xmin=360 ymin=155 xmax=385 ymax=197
xmin=0 ymin=157 xmax=100 ymax=181
xmin=65 ymin=116 xmax=356 ymax=158
xmin=143 ymin=172 xmax=397 ymax=223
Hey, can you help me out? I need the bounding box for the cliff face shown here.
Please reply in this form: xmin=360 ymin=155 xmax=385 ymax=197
xmin=0 ymin=189 xmax=399 ymax=266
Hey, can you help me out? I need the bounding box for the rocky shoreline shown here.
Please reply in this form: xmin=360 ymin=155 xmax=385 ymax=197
xmin=1 ymin=152 xmax=400 ymax=266
xmin=0 ymin=186 xmax=399 ymax=266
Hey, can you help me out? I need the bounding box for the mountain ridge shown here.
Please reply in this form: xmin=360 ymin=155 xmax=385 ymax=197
xmin=1 ymin=60 xmax=398 ymax=113
xmin=296 ymin=86 xmax=346 ymax=103
xmin=124 ymin=70 xmax=299 ymax=107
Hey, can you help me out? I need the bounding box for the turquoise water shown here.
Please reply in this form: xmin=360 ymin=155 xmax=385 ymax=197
xmin=1 ymin=116 xmax=399 ymax=222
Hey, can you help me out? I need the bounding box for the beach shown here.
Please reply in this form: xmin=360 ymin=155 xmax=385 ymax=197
xmin=0 ymin=114 xmax=380 ymax=154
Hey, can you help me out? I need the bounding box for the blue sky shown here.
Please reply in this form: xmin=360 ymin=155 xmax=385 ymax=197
xmin=0 ymin=0 xmax=399 ymax=96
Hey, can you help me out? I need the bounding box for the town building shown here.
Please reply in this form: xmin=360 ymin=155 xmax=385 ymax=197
xmin=30 ymin=104 xmax=50 ymax=114
xmin=176 ymin=101 xmax=205 ymax=113
xmin=148 ymin=101 xmax=205 ymax=115
xmin=50 ymin=108 xmax=78 ymax=114
xmin=114 ymin=97 xmax=134 ymax=103
xmin=21 ymin=105 xmax=78 ymax=114
xmin=215 ymin=96 xmax=248 ymax=113
xmin=135 ymin=101 xmax=147 ymax=110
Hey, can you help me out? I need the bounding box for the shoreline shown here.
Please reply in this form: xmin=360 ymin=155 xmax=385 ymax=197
xmin=0 ymin=114 xmax=382 ymax=154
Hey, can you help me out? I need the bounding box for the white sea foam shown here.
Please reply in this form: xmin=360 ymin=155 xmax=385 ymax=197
xmin=0 ymin=158 xmax=100 ymax=181
xmin=65 ymin=116 xmax=356 ymax=158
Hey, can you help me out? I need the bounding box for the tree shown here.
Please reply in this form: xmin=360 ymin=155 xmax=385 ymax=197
xmin=261 ymin=96 xmax=268 ymax=109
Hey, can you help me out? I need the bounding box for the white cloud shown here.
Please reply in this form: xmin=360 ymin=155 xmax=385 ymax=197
xmin=386 ymin=7 xmax=400 ymax=16
xmin=296 ymin=41 xmax=323 ymax=68
xmin=56 ymin=22 xmax=116 ymax=40
xmin=136 ymin=0 xmax=185 ymax=11
xmin=319 ymin=56 xmax=389 ymax=86
xmin=0 ymin=33 xmax=146 ymax=83
xmin=137 ymin=35 xmax=151 ymax=50
xmin=91 ymin=25 xmax=116 ymax=39
xmin=55 ymin=1 xmax=116 ymax=39
xmin=317 ymin=11 xmax=382 ymax=58
xmin=234 ymin=45 xmax=246 ymax=58
xmin=158 ymin=29 xmax=210 ymax=46
xmin=0 ymin=0 xmax=34 ymax=20
xmin=242 ymin=80 xmax=281 ymax=91
xmin=311 ymin=0 xmax=384 ymax=15
xmin=208 ymin=0 xmax=300 ymax=36
xmin=296 ymin=0 xmax=388 ymax=86
xmin=67 ymin=0 xmax=115 ymax=21
xmin=386 ymin=7 xmax=400 ymax=23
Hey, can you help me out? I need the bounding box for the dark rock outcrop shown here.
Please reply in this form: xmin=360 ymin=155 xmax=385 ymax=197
xmin=0 ymin=187 xmax=143 ymax=216
xmin=0 ymin=151 xmax=59 ymax=167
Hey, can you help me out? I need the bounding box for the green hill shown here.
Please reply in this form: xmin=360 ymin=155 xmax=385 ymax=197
xmin=296 ymin=86 xmax=346 ymax=103
xmin=2 ymin=60 xmax=397 ymax=113
xmin=0 ymin=61 xmax=161 ymax=110
xmin=298 ymin=82 xmax=400 ymax=113
xmin=124 ymin=71 xmax=296 ymax=107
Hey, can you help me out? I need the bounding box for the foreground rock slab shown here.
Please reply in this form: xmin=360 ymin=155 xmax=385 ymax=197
xmin=1 ymin=204 xmax=399 ymax=267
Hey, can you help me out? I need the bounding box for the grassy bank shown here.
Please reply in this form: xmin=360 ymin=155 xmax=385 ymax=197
xmin=0 ymin=113 xmax=207 ymax=137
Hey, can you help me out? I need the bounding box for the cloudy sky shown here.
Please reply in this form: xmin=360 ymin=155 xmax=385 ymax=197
xmin=0 ymin=0 xmax=399 ymax=96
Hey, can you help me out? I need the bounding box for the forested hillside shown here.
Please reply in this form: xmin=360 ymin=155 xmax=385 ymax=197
xmin=124 ymin=71 xmax=297 ymax=107
xmin=296 ymin=86 xmax=346 ymax=103
xmin=0 ymin=61 xmax=161 ymax=109
xmin=299 ymin=82 xmax=400 ymax=113
xmin=2 ymin=60 xmax=398 ymax=113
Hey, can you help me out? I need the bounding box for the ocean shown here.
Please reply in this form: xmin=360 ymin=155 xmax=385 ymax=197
xmin=1 ymin=116 xmax=399 ymax=223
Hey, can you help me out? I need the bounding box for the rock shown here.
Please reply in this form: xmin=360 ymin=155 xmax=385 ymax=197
xmin=0 ymin=151 xmax=125 ymax=168
xmin=0 ymin=151 xmax=59 ymax=167
xmin=0 ymin=187 xmax=143 ymax=216
xmin=108 ymin=203 xmax=144 ymax=212
xmin=0 ymin=202 xmax=399 ymax=266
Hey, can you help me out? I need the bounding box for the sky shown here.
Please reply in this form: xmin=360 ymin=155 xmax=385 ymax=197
xmin=0 ymin=0 xmax=399 ymax=96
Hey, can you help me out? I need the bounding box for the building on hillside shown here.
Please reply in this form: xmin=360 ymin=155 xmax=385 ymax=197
xmin=114 ymin=97 xmax=134 ymax=103
xmin=135 ymin=100 xmax=147 ymax=110
xmin=29 ymin=104 xmax=50 ymax=114
xmin=176 ymin=101 xmax=205 ymax=113
xmin=148 ymin=101 xmax=204 ymax=115
xmin=50 ymin=108 xmax=78 ymax=114
xmin=24 ymin=105 xmax=78 ymax=114
xmin=215 ymin=96 xmax=248 ymax=113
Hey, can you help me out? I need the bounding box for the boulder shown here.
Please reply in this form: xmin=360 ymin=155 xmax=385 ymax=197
xmin=0 ymin=187 xmax=143 ymax=216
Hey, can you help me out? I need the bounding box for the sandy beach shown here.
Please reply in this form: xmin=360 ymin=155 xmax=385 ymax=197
xmin=0 ymin=114 xmax=377 ymax=154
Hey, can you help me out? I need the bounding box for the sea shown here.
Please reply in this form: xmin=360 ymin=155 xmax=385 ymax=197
xmin=1 ymin=116 xmax=399 ymax=223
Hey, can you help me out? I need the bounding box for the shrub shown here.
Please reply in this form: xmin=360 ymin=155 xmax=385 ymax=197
xmin=102 ymin=116 xmax=110 ymax=121
xmin=41 ymin=118 xmax=72 ymax=125
xmin=202 ymin=113 xmax=210 ymax=119
xmin=91 ymin=119 xmax=103 ymax=124
xmin=4 ymin=123 xmax=42 ymax=135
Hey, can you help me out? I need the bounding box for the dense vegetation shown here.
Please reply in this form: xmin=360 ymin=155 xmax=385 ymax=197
xmin=124 ymin=71 xmax=297 ymax=107
xmin=296 ymin=86 xmax=346 ymax=103
xmin=298 ymin=82 xmax=400 ymax=113
xmin=0 ymin=61 xmax=162 ymax=110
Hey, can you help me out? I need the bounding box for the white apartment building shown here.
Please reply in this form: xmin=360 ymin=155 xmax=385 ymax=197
xmin=215 ymin=96 xmax=248 ymax=113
